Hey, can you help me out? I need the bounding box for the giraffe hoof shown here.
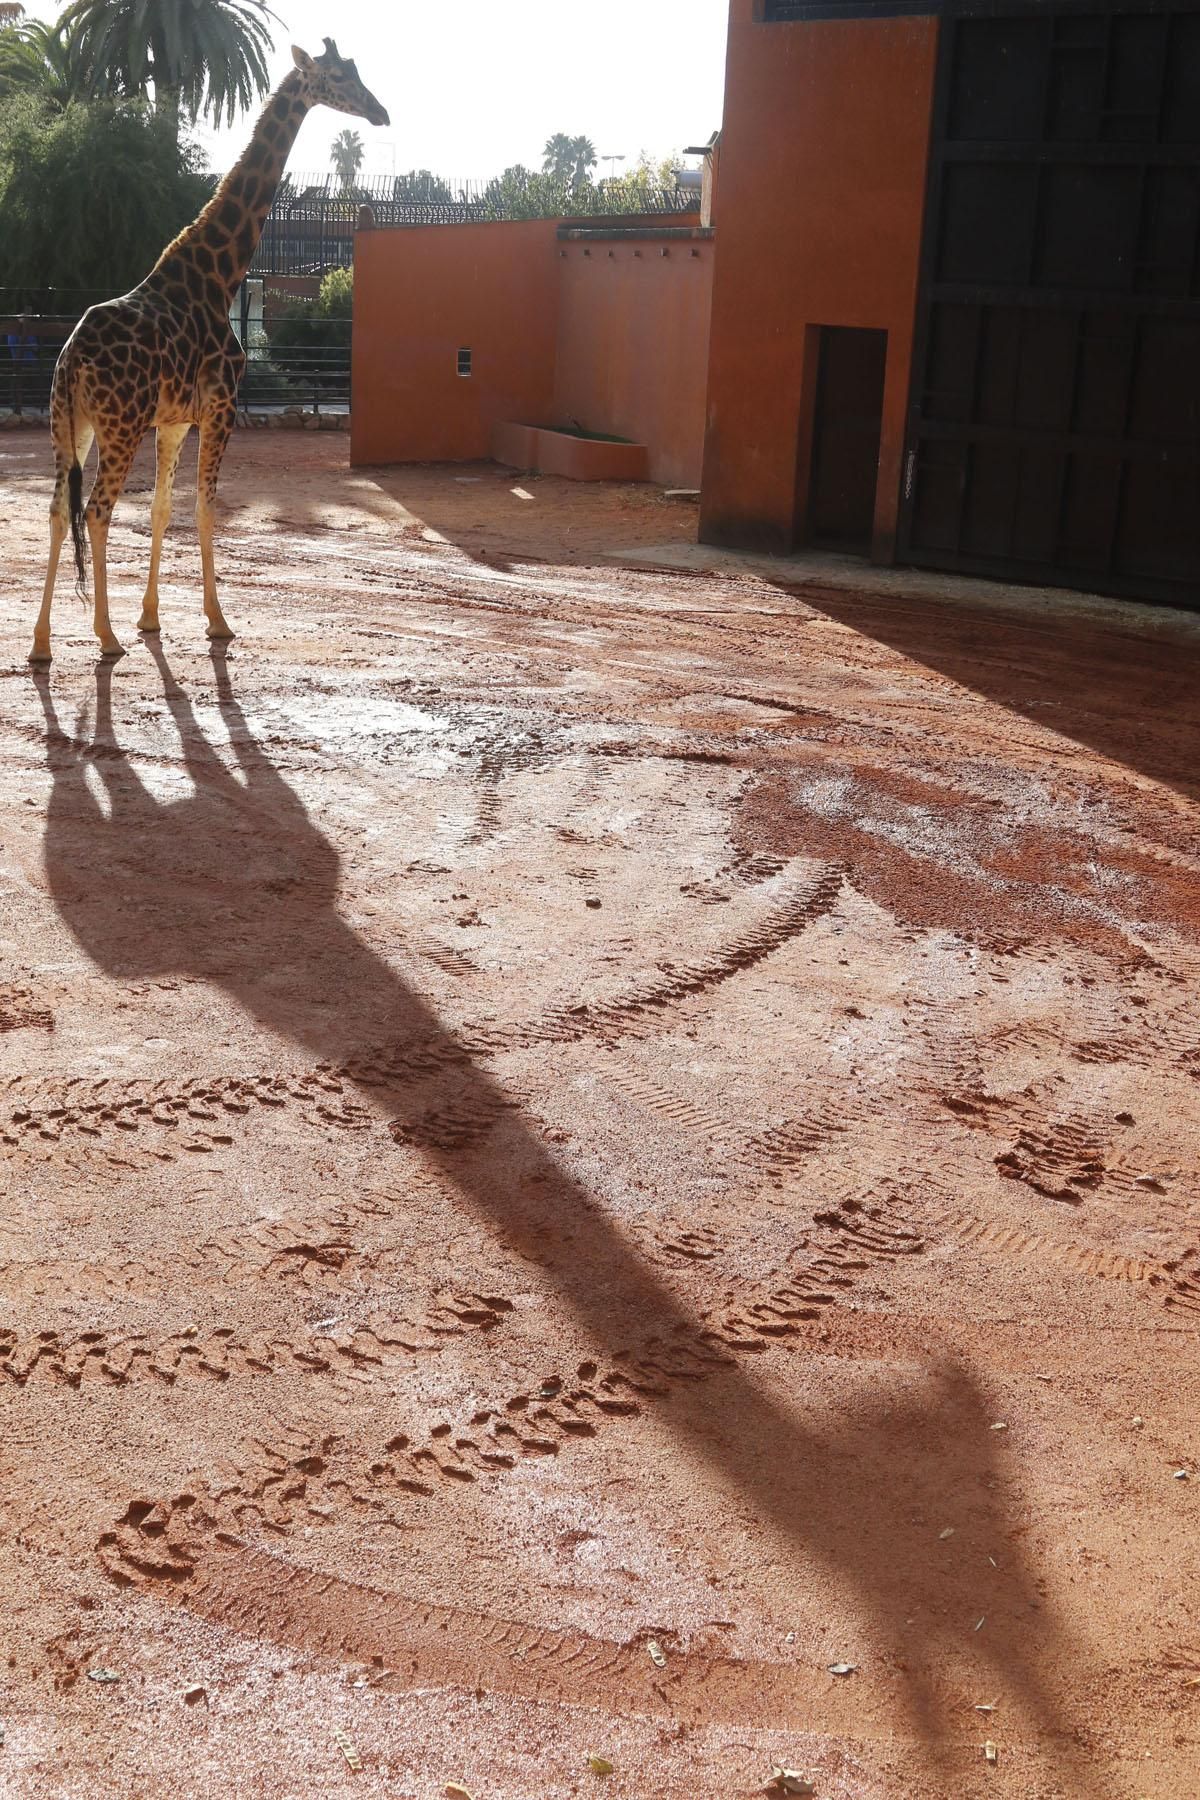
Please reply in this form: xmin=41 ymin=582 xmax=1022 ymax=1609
xmin=99 ymin=642 xmax=127 ymax=661
xmin=28 ymin=647 xmax=52 ymax=666
xmin=137 ymin=618 xmax=161 ymax=634
xmin=206 ymin=624 xmax=235 ymax=642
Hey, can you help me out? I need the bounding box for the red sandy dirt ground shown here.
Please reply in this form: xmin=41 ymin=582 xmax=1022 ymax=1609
xmin=0 ymin=432 xmax=1198 ymax=1800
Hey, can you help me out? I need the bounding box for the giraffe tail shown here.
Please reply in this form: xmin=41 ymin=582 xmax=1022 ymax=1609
xmin=56 ymin=348 xmax=88 ymax=599
xmin=68 ymin=462 xmax=87 ymax=598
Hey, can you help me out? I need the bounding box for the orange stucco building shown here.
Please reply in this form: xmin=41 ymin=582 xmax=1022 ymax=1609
xmin=699 ymin=1 xmax=938 ymax=559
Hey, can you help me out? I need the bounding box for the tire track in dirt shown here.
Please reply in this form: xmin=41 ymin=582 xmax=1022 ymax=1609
xmin=489 ymin=859 xmax=845 ymax=1052
xmin=92 ymin=1192 xmax=1105 ymax=1738
xmin=96 ymin=1526 xmax=878 ymax=1736
xmin=0 ymin=1068 xmax=373 ymax=1156
xmin=607 ymin=1071 xmax=741 ymax=1149
xmin=2 ymin=860 xmax=845 ymax=1157
xmin=926 ymin=1207 xmax=1166 ymax=1287
xmin=0 ymin=1190 xmax=401 ymax=1303
xmin=0 ymin=1290 xmax=514 ymax=1392
xmin=0 ymin=985 xmax=54 ymax=1033
xmin=91 ymin=1192 xmax=929 ymax=1592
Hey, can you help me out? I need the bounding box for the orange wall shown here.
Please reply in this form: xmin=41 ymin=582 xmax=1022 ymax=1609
xmin=554 ymin=237 xmax=714 ymax=488
xmin=700 ymin=3 xmax=939 ymax=557
xmin=351 ymin=218 xmax=713 ymax=484
xmin=351 ymin=220 xmax=559 ymax=466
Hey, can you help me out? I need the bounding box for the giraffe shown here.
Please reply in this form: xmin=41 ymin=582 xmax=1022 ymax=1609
xmin=29 ymin=40 xmax=389 ymax=665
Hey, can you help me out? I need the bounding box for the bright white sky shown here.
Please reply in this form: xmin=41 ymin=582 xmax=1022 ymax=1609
xmin=22 ymin=0 xmax=730 ymax=183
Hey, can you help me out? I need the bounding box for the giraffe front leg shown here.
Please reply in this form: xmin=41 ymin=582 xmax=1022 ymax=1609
xmin=138 ymin=422 xmax=191 ymax=635
xmin=197 ymin=407 xmax=235 ymax=641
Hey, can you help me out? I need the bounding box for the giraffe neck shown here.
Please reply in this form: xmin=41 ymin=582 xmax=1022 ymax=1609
xmin=147 ymin=70 xmax=313 ymax=307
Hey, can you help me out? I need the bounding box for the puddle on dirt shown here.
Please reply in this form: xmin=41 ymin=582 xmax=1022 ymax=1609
xmin=270 ymin=696 xmax=450 ymax=743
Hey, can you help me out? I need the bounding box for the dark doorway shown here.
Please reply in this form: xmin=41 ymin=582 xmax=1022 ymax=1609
xmin=806 ymin=325 xmax=887 ymax=551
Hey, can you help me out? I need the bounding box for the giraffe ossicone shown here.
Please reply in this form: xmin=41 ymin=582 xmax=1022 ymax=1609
xmin=29 ymin=41 xmax=389 ymax=665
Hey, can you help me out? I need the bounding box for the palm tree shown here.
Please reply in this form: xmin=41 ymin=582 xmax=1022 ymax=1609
xmin=0 ymin=14 xmax=93 ymax=108
xmin=569 ymin=135 xmax=597 ymax=188
xmin=330 ymin=127 xmax=364 ymax=193
xmin=541 ymin=132 xmax=573 ymax=183
xmin=57 ymin=0 xmax=277 ymax=131
xmin=541 ymin=131 xmax=597 ymax=190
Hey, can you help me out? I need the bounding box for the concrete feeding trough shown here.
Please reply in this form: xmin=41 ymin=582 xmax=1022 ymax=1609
xmin=492 ymin=421 xmax=649 ymax=483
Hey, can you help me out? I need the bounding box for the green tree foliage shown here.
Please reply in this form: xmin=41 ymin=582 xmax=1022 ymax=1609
xmin=0 ymin=91 xmax=211 ymax=301
xmin=317 ymin=265 xmax=353 ymax=318
xmin=57 ymin=0 xmax=276 ymax=130
xmin=393 ymin=168 xmax=453 ymax=205
xmin=265 ymin=264 xmax=353 ymax=398
xmin=600 ymin=153 xmax=683 ymax=210
xmin=480 ymin=157 xmax=680 ymax=222
xmin=330 ymin=126 xmax=363 ymax=193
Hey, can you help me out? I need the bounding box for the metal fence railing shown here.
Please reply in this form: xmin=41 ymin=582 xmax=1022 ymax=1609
xmin=247 ymin=173 xmax=700 ymax=277
xmin=1 ymin=314 xmax=349 ymax=415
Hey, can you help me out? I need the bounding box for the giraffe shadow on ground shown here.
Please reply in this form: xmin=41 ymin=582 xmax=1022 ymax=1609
xmin=31 ymin=647 xmax=1103 ymax=1791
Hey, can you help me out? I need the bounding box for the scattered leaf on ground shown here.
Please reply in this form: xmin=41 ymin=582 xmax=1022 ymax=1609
xmin=975 ymin=1616 xmax=987 ymax=1631
xmin=86 ymin=1668 xmax=120 ymax=1684
xmin=1173 ymin=1469 xmax=1190 ymax=1480
xmin=827 ymin=1662 xmax=857 ymax=1676
xmin=647 ymin=1639 xmax=667 ymax=1668
xmin=990 ymin=1422 xmax=1008 ymax=1432
xmin=586 ymin=1754 xmax=614 ymax=1775
xmin=975 ymin=1702 xmax=997 ymax=1713
xmin=939 ymin=1527 xmax=955 ymax=1540
xmin=984 ymin=1741 xmax=999 ymax=1765
xmin=445 ymin=1786 xmax=475 ymax=1799
xmin=334 ymin=1727 xmax=362 ymax=1772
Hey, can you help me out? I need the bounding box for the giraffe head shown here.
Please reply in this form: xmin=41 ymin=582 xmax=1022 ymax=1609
xmin=291 ymin=39 xmax=390 ymax=128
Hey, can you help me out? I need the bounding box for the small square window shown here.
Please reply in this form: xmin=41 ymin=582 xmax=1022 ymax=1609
xmin=456 ymin=347 xmax=472 ymax=377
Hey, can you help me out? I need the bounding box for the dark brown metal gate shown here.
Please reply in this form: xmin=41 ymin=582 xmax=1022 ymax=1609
xmin=901 ymin=1 xmax=1200 ymax=605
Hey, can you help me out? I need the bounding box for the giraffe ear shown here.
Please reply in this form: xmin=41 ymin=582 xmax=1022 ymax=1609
xmin=291 ymin=44 xmax=316 ymax=72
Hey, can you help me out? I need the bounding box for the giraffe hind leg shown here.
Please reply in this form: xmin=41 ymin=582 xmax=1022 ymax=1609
xmin=138 ymin=422 xmax=191 ymax=634
xmin=86 ymin=428 xmax=145 ymax=660
xmin=30 ymin=412 xmax=94 ymax=665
